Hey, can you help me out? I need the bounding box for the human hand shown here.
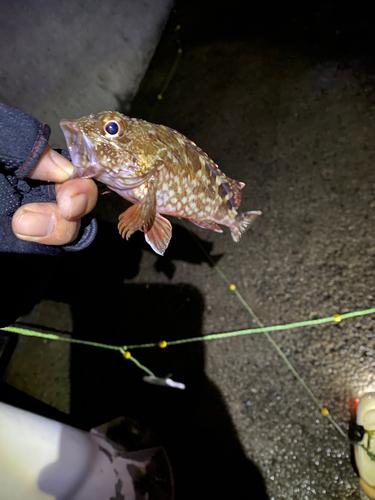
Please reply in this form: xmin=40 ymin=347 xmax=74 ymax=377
xmin=12 ymin=145 xmax=98 ymax=245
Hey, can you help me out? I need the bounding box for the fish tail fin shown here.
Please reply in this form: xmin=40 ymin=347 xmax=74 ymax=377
xmin=231 ymin=211 xmax=261 ymax=242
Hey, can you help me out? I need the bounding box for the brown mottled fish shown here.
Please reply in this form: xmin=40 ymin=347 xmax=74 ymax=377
xmin=60 ymin=111 xmax=261 ymax=255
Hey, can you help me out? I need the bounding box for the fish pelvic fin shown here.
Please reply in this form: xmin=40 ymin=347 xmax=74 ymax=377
xmin=231 ymin=210 xmax=261 ymax=242
xmin=144 ymin=214 xmax=172 ymax=255
xmin=118 ymin=181 xmax=156 ymax=240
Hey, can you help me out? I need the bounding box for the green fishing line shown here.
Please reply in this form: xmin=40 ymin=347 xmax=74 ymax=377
xmin=2 ymin=308 xmax=374 ymax=350
xmin=2 ymin=307 xmax=374 ymax=385
xmin=2 ymin=227 xmax=374 ymax=456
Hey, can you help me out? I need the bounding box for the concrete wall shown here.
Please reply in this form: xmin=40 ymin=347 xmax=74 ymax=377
xmin=0 ymin=0 xmax=173 ymax=147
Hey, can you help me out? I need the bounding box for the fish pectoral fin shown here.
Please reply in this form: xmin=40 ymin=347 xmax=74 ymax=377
xmin=118 ymin=181 xmax=156 ymax=240
xmin=189 ymin=219 xmax=223 ymax=233
xmin=144 ymin=214 xmax=172 ymax=256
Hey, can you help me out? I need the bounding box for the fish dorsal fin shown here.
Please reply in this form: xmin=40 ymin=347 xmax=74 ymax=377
xmin=227 ymin=178 xmax=245 ymax=209
xmin=215 ymin=177 xmax=244 ymax=210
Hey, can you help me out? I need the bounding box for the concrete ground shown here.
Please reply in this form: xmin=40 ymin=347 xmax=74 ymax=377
xmin=3 ymin=1 xmax=375 ymax=498
xmin=0 ymin=0 xmax=173 ymax=147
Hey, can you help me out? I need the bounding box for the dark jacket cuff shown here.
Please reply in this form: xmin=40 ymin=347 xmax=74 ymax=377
xmin=0 ymin=103 xmax=51 ymax=179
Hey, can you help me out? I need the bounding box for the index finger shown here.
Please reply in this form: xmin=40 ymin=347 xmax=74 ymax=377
xmin=28 ymin=145 xmax=75 ymax=183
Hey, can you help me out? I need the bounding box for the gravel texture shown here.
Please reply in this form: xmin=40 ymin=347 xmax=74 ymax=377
xmin=4 ymin=2 xmax=375 ymax=498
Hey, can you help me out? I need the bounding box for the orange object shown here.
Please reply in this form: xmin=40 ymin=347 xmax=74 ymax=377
xmin=60 ymin=112 xmax=261 ymax=255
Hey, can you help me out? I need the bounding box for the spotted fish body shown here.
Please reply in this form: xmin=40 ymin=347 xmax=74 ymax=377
xmin=60 ymin=111 xmax=261 ymax=255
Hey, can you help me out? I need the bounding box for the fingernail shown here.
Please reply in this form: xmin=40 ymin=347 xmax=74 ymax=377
xmin=69 ymin=194 xmax=89 ymax=219
xmin=49 ymin=148 xmax=75 ymax=178
xmin=15 ymin=210 xmax=56 ymax=238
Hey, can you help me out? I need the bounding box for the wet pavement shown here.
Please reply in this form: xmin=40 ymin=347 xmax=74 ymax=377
xmin=3 ymin=1 xmax=375 ymax=498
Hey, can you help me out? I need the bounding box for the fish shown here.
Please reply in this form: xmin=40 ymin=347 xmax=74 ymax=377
xmin=60 ymin=111 xmax=261 ymax=255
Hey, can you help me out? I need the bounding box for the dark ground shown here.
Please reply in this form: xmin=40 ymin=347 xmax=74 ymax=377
xmin=3 ymin=1 xmax=375 ymax=498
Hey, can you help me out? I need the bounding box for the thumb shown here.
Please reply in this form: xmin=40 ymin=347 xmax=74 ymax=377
xmin=12 ymin=203 xmax=80 ymax=245
xmin=28 ymin=145 xmax=74 ymax=183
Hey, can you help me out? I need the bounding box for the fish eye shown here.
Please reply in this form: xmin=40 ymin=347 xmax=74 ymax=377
xmin=105 ymin=121 xmax=119 ymax=135
xmin=99 ymin=116 xmax=126 ymax=138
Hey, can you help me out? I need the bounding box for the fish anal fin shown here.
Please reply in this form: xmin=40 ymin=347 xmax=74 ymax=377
xmin=231 ymin=211 xmax=261 ymax=242
xmin=144 ymin=214 xmax=172 ymax=255
xmin=118 ymin=181 xmax=156 ymax=240
xmin=189 ymin=219 xmax=223 ymax=233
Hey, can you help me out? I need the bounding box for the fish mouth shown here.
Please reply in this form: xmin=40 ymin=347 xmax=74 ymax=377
xmin=60 ymin=118 xmax=98 ymax=171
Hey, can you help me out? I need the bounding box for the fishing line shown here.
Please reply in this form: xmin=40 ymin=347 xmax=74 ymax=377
xmin=2 ymin=307 xmax=375 ymax=384
xmin=144 ymin=12 xmax=182 ymax=123
xmin=3 ymin=309 xmax=374 ymax=348
xmin=2 ymin=26 xmax=373 ymax=450
xmin=187 ymin=228 xmax=358 ymax=440
xmin=2 ymin=266 xmax=374 ymax=450
xmin=125 ymin=309 xmax=375 ymax=348
xmin=157 ymin=45 xmax=182 ymax=102
xmin=126 ymin=7 xmax=344 ymax=439
xmin=186 ymin=230 xmax=375 ymax=460
xmin=2 ymin=303 xmax=373 ymax=447
xmin=140 ymin=12 xmax=356 ymax=440
xmin=156 ymin=17 xmax=182 ymax=102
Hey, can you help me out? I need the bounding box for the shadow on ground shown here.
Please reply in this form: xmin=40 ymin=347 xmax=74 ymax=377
xmin=34 ymin=220 xmax=269 ymax=500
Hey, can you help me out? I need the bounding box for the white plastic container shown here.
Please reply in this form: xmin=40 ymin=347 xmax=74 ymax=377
xmin=354 ymin=393 xmax=375 ymax=498
xmin=0 ymin=401 xmax=173 ymax=500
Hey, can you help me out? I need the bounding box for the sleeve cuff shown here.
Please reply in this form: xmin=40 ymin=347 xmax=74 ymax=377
xmin=15 ymin=122 xmax=51 ymax=179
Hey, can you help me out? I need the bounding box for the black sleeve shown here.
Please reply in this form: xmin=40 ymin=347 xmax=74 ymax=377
xmin=0 ymin=102 xmax=97 ymax=256
xmin=0 ymin=103 xmax=97 ymax=326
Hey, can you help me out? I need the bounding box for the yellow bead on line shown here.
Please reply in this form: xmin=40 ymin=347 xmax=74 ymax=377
xmin=159 ymin=340 xmax=167 ymax=348
xmin=157 ymin=94 xmax=163 ymax=100
xmin=123 ymin=351 xmax=131 ymax=359
xmin=321 ymin=408 xmax=329 ymax=417
xmin=229 ymin=284 xmax=236 ymax=291
xmin=333 ymin=314 xmax=342 ymax=323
